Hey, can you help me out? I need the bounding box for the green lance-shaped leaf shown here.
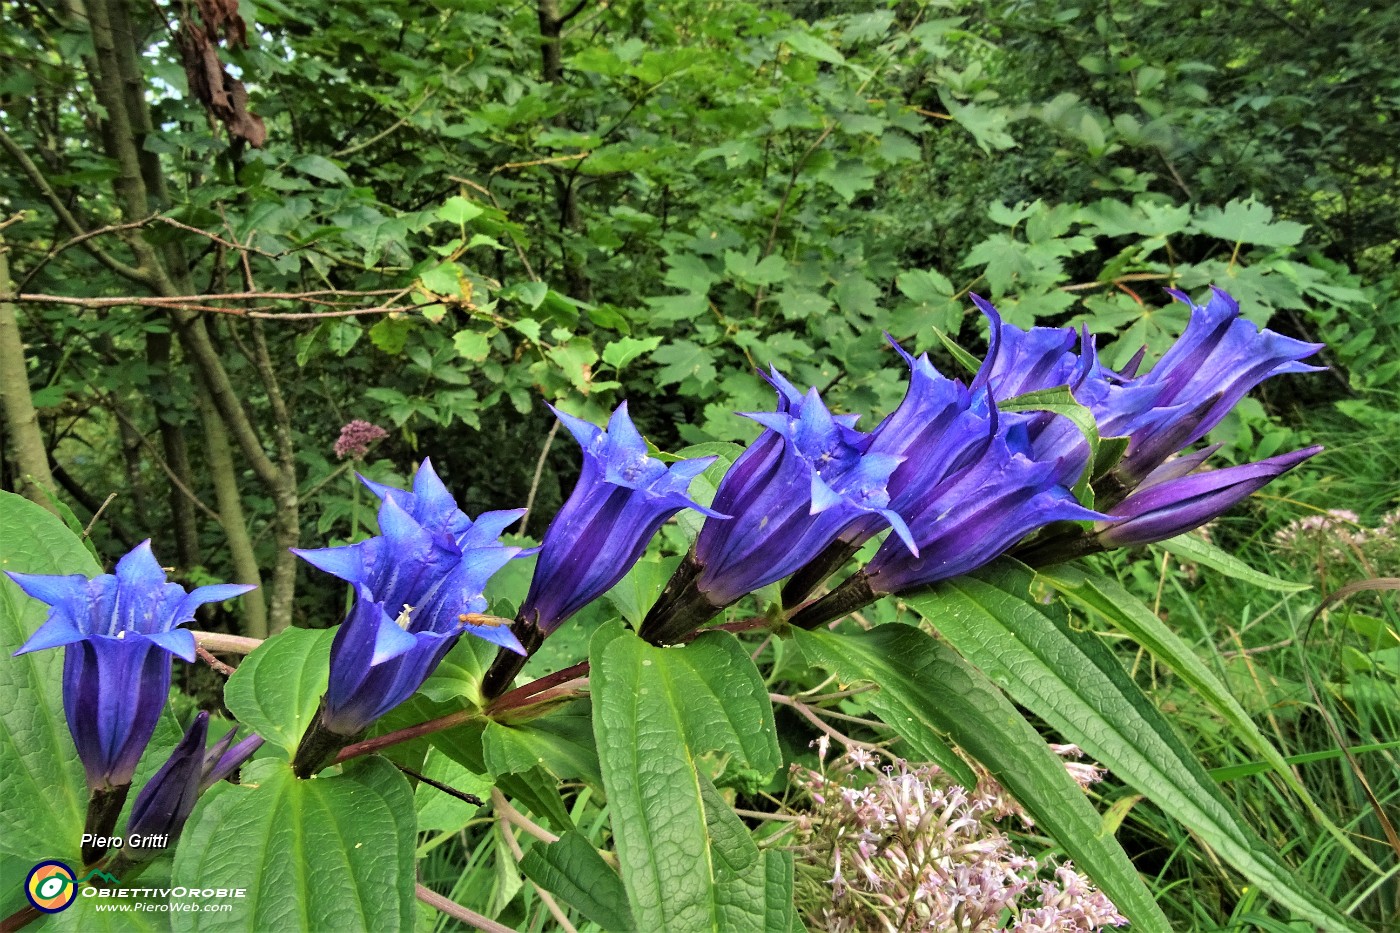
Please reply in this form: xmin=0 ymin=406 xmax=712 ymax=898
xmin=1038 ymin=564 xmax=1381 ymax=872
xmin=1153 ymin=533 xmax=1310 ymax=593
xmin=791 ymin=625 xmax=1169 ymax=933
xmin=0 ymin=492 xmax=96 ymax=863
xmin=223 ymin=627 xmax=333 ymax=758
xmin=591 ymin=623 xmax=785 ymax=933
xmin=170 ymin=757 xmax=415 ymax=932
xmin=913 ymin=560 xmax=1360 ymax=930
xmin=521 ymin=831 xmax=636 ymax=933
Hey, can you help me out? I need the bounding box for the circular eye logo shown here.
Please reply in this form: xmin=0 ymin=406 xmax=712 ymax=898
xmin=25 ymin=861 xmax=77 ymax=913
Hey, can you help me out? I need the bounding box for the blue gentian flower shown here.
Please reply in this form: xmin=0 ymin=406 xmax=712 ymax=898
xmin=641 ymin=371 xmax=914 ymax=644
xmin=783 ymin=341 xmax=992 ymax=605
xmin=789 ymin=425 xmax=1102 ymax=629
xmin=519 ymin=403 xmax=724 ymax=633
xmin=293 ymin=460 xmax=527 ymax=739
xmin=1096 ymin=446 xmax=1323 ymax=547
xmin=120 ymin=711 xmax=254 ymax=863
xmin=972 ymin=295 xmax=1153 ymax=485
xmin=862 ymin=427 xmax=1104 ymax=595
xmin=1105 ymin=287 xmax=1323 ymax=483
xmin=973 ymin=293 xmax=1083 ymax=399
xmin=481 ymin=403 xmax=724 ymax=698
xmin=694 ymin=376 xmax=914 ymax=607
xmin=8 ymin=541 xmax=254 ymax=792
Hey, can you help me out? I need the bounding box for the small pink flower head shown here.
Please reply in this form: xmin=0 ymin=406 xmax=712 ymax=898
xmin=334 ymin=420 xmax=389 ymax=460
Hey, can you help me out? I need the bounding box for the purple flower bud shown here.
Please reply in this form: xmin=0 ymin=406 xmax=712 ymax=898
xmin=8 ymin=542 xmax=254 ymax=792
xmin=518 ymin=402 xmax=722 ymax=634
xmin=1109 ymin=288 xmax=1323 ymax=482
xmin=692 ymin=373 xmax=914 ymax=607
xmin=1096 ymin=446 xmax=1322 ymax=547
xmin=123 ymin=712 xmax=251 ymax=861
xmin=863 ymin=429 xmax=1103 ymax=595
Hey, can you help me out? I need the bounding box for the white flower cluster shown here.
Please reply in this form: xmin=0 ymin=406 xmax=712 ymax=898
xmin=1273 ymin=507 xmax=1399 ymax=569
xmin=792 ymin=744 xmax=1126 ymax=933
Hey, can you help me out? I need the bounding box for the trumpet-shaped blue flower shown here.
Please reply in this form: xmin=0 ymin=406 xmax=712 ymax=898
xmin=862 ymin=427 xmax=1103 ymax=595
xmin=789 ymin=423 xmax=1101 ymax=630
xmin=8 ymin=541 xmax=254 ymax=791
xmin=1096 ymin=446 xmax=1323 ymax=547
xmin=293 ymin=460 xmax=526 ymax=736
xmin=692 ymin=374 xmax=915 ymax=608
xmin=871 ymin=341 xmax=996 ymax=514
xmin=971 ymin=295 xmax=1153 ymax=484
xmin=518 ymin=403 xmax=724 ymax=634
xmin=1103 ymin=288 xmax=1323 ymax=482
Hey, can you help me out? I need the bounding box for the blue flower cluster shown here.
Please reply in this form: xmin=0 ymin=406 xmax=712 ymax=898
xmin=9 ymin=286 xmax=1322 ymax=801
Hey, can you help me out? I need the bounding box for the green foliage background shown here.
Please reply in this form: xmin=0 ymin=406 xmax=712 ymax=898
xmin=1 ymin=0 xmax=1397 ymax=928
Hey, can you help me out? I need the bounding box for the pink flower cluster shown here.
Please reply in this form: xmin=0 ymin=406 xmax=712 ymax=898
xmin=792 ymin=743 xmax=1125 ymax=933
xmin=1273 ymin=507 xmax=1399 ymax=569
xmin=333 ymin=419 xmax=388 ymax=460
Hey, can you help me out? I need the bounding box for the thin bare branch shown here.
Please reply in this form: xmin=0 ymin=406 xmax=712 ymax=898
xmin=519 ymin=419 xmax=559 ymax=537
xmin=8 ymin=291 xmax=444 ymax=320
xmin=0 ymin=126 xmax=156 ymax=287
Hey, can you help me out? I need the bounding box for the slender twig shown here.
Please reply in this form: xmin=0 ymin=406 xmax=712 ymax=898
xmin=734 ymin=808 xmax=806 ymax=822
xmin=556 ymin=0 xmax=589 ymax=26
xmin=487 ymin=661 xmax=589 ymax=714
xmin=796 ymin=684 xmax=877 ymax=703
xmin=195 ymin=645 xmax=237 ymax=676
xmin=414 ymin=884 xmax=519 ymax=933
xmin=1219 ymin=637 xmax=1294 ymax=659
xmin=770 ymin=693 xmax=891 ymax=752
xmin=335 ymin=707 xmax=480 ymax=764
xmin=519 ymin=420 xmax=560 ymax=537
xmin=0 ymin=126 xmax=155 ymax=287
xmin=491 ymin=152 xmax=590 ymax=173
xmin=8 ymin=291 xmax=437 ymax=320
xmin=397 ymin=764 xmax=484 ymax=807
xmin=490 ymin=789 xmax=577 ymax=933
xmin=491 ymin=788 xmax=560 ymax=845
xmin=447 ymin=176 xmax=539 ymax=281
xmin=334 ymin=83 xmax=441 ymax=158
xmin=102 ymin=397 xmax=221 ymax=521
xmin=80 ymin=492 xmax=118 ymax=540
xmin=191 ymin=631 xmax=263 ymax=655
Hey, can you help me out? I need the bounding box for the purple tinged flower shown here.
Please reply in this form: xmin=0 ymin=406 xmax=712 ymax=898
xmin=334 ymin=420 xmax=389 ymax=460
xmin=872 ymin=341 xmax=997 ymax=514
xmin=8 ymin=541 xmax=254 ymax=792
xmin=1096 ymin=446 xmax=1322 ymax=547
xmin=971 ymin=295 xmax=1152 ymax=484
xmin=121 ymin=711 xmax=254 ymax=862
xmin=293 ymin=460 xmax=527 ymax=736
xmin=973 ymin=294 xmax=1083 ymax=400
xmin=692 ymin=373 xmax=914 ymax=608
xmin=1110 ymin=287 xmax=1323 ymax=482
xmin=517 ymin=402 xmax=724 ymax=634
xmin=862 ymin=429 xmax=1103 ymax=595
xmin=781 ymin=341 xmax=995 ymax=607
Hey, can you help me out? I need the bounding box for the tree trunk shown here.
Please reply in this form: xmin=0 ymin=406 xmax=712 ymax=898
xmin=78 ymin=0 xmax=301 ymax=627
xmin=194 ymin=379 xmax=268 ymax=638
xmin=148 ymin=330 xmax=201 ymax=569
xmin=538 ymin=0 xmax=593 ymax=301
xmin=0 ymin=243 xmax=60 ymax=514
